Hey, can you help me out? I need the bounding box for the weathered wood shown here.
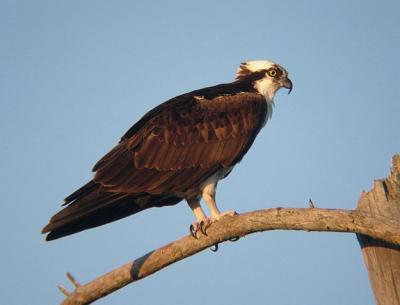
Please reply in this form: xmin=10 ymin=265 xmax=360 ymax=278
xmin=357 ymin=154 xmax=400 ymax=305
xmin=60 ymin=207 xmax=400 ymax=305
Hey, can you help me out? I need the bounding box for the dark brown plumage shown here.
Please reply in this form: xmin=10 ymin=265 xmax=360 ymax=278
xmin=42 ymin=61 xmax=292 ymax=241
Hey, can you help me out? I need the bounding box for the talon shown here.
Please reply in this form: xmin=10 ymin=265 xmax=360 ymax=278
xmin=190 ymin=224 xmax=198 ymax=239
xmin=210 ymin=243 xmax=219 ymax=252
xmin=200 ymin=220 xmax=208 ymax=235
xmin=229 ymin=236 xmax=240 ymax=242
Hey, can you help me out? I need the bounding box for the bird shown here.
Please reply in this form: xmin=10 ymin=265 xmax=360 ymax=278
xmin=42 ymin=60 xmax=292 ymax=241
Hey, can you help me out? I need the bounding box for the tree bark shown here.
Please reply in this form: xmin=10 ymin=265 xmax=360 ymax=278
xmin=357 ymin=155 xmax=400 ymax=305
xmin=59 ymin=207 xmax=400 ymax=305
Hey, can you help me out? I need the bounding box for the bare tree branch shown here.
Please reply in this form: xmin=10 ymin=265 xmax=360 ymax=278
xmin=60 ymin=207 xmax=400 ymax=305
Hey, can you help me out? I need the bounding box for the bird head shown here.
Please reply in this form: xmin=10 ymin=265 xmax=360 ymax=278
xmin=236 ymin=60 xmax=292 ymax=101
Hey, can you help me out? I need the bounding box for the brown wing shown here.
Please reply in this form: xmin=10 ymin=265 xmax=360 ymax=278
xmin=42 ymin=91 xmax=268 ymax=240
xmin=92 ymin=92 xmax=268 ymax=195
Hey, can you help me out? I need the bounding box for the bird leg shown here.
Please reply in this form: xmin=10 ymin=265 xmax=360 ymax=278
xmin=201 ymin=183 xmax=236 ymax=235
xmin=187 ymin=197 xmax=208 ymax=238
xmin=187 ymin=182 xmax=237 ymax=238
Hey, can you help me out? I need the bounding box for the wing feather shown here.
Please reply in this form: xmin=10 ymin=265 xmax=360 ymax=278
xmin=94 ymin=92 xmax=268 ymax=195
xmin=43 ymin=89 xmax=270 ymax=240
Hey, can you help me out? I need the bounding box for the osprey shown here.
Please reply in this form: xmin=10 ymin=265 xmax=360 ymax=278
xmin=42 ymin=60 xmax=292 ymax=241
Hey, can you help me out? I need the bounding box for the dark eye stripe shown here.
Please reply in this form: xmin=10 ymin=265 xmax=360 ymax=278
xmin=267 ymin=67 xmax=282 ymax=78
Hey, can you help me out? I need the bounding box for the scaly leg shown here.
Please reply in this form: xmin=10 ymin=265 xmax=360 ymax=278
xmin=202 ymin=182 xmax=221 ymax=219
xmin=202 ymin=182 xmax=236 ymax=234
xmin=202 ymin=181 xmax=236 ymax=219
xmin=187 ymin=197 xmax=207 ymax=238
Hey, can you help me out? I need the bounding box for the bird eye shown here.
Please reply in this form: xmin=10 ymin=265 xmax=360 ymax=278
xmin=267 ymin=69 xmax=277 ymax=77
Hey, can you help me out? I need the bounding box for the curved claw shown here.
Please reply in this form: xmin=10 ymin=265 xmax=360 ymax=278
xmin=200 ymin=220 xmax=208 ymax=236
xmin=189 ymin=224 xmax=198 ymax=239
xmin=229 ymin=236 xmax=240 ymax=242
xmin=210 ymin=243 xmax=219 ymax=252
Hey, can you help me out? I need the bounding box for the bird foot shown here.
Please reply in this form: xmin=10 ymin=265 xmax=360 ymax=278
xmin=212 ymin=210 xmax=237 ymax=221
xmin=190 ymin=218 xmax=212 ymax=238
xmin=190 ymin=210 xmax=237 ymax=238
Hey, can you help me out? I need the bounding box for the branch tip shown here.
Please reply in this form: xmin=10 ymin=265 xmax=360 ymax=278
xmin=58 ymin=285 xmax=71 ymax=296
xmin=66 ymin=272 xmax=81 ymax=288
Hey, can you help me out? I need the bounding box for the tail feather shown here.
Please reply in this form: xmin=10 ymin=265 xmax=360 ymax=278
xmin=42 ymin=180 xmax=182 ymax=241
xmin=63 ymin=180 xmax=97 ymax=205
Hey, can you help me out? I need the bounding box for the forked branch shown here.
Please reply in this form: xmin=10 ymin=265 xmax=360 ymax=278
xmin=60 ymin=207 xmax=400 ymax=305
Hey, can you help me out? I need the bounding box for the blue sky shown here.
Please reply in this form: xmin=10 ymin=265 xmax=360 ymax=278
xmin=1 ymin=1 xmax=399 ymax=304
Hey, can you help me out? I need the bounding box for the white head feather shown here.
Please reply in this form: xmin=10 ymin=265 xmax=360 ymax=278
xmin=236 ymin=60 xmax=289 ymax=102
xmin=235 ymin=60 xmax=290 ymax=123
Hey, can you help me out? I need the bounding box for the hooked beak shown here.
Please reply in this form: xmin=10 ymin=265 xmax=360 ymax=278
xmin=281 ymin=77 xmax=293 ymax=94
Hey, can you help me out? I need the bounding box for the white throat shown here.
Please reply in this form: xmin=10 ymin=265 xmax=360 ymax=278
xmin=254 ymin=78 xmax=278 ymax=102
xmin=253 ymin=78 xmax=277 ymax=123
xmin=236 ymin=59 xmax=289 ymax=123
